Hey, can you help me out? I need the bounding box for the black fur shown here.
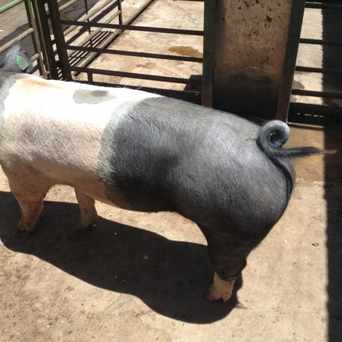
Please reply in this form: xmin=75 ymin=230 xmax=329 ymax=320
xmin=98 ymin=97 xmax=296 ymax=280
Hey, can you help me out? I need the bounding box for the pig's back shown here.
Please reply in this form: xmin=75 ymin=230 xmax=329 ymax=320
xmin=0 ymin=75 xmax=290 ymax=225
xmin=0 ymin=74 xmax=160 ymax=184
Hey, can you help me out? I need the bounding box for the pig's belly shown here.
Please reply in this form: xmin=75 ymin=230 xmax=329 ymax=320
xmin=34 ymin=162 xmax=130 ymax=210
xmin=75 ymin=178 xmax=130 ymax=210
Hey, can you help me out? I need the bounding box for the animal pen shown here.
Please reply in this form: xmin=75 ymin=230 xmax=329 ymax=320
xmin=1 ymin=2 xmax=342 ymax=341
xmin=0 ymin=0 xmax=341 ymax=121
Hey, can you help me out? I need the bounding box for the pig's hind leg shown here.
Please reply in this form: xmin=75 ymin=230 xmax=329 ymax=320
xmin=4 ymin=168 xmax=51 ymax=232
xmin=75 ymin=190 xmax=97 ymax=229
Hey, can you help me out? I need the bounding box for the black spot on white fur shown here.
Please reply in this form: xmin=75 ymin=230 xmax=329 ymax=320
xmin=73 ymin=89 xmax=112 ymax=104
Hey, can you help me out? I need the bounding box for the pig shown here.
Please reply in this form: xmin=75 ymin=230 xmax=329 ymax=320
xmin=0 ymin=45 xmax=322 ymax=302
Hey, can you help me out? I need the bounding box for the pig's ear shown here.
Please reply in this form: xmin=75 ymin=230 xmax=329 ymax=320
xmin=0 ymin=44 xmax=33 ymax=73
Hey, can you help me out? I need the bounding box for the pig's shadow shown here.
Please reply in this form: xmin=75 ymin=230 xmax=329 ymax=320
xmin=0 ymin=191 xmax=241 ymax=323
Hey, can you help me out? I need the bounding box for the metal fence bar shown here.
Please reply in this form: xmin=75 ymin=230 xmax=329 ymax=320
xmin=117 ymin=0 xmax=123 ymax=25
xmin=36 ymin=0 xmax=59 ymax=78
xmin=61 ymin=19 xmax=204 ymax=35
xmin=0 ymin=0 xmax=44 ymax=75
xmin=59 ymin=0 xmax=79 ymax=12
xmin=305 ymin=1 xmax=342 ymax=9
xmin=66 ymin=1 xmax=120 ymax=44
xmin=68 ymin=30 xmax=112 ymax=66
xmin=70 ymin=65 xmax=197 ymax=84
xmin=276 ymin=0 xmax=306 ymax=120
xmin=0 ymin=0 xmax=23 ymax=14
xmin=67 ymin=8 xmax=122 ymax=69
xmin=290 ymin=2 xmax=342 ymax=119
xmin=24 ymin=0 xmax=45 ymax=75
xmin=0 ymin=27 xmax=34 ymax=54
xmin=300 ymin=38 xmax=342 ymax=47
xmin=290 ymin=102 xmax=342 ymax=118
xmin=202 ymin=0 xmax=216 ymax=107
xmin=1 ymin=0 xmax=204 ymax=99
xmin=292 ymin=88 xmax=342 ymax=99
xmin=47 ymin=0 xmax=71 ymax=80
xmin=296 ymin=65 xmax=342 ymax=74
xmin=0 ymin=0 xmax=52 ymax=76
xmin=67 ymin=45 xmax=203 ymax=63
xmin=31 ymin=0 xmax=52 ymax=76
xmin=71 ymin=0 xmax=157 ymax=75
xmin=63 ymin=1 xmax=112 ymax=36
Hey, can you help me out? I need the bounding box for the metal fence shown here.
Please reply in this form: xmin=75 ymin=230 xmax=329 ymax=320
xmin=1 ymin=0 xmax=341 ymax=120
xmin=290 ymin=0 xmax=342 ymax=120
xmin=0 ymin=0 xmax=45 ymax=74
xmin=34 ymin=0 xmax=203 ymax=102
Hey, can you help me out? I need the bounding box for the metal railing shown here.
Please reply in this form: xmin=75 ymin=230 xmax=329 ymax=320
xmin=0 ymin=0 xmax=23 ymax=13
xmin=37 ymin=0 xmax=203 ymax=102
xmin=290 ymin=0 xmax=342 ymax=118
xmin=2 ymin=0 xmax=340 ymax=120
xmin=0 ymin=0 xmax=45 ymax=74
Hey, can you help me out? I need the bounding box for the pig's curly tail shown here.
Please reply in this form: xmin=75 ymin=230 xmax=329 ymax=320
xmin=256 ymin=120 xmax=326 ymax=199
xmin=257 ymin=120 xmax=322 ymax=158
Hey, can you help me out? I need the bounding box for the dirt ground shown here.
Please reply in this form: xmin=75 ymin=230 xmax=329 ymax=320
xmin=1 ymin=1 xmax=342 ymax=341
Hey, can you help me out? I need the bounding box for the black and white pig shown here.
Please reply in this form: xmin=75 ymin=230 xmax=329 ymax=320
xmin=0 ymin=45 xmax=322 ymax=302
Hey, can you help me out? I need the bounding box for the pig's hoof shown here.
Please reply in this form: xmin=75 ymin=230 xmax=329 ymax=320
xmin=207 ymin=273 xmax=235 ymax=303
xmin=17 ymin=220 xmax=35 ymax=232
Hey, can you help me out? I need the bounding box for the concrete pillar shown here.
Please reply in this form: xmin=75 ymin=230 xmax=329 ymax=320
xmin=203 ymin=0 xmax=304 ymax=119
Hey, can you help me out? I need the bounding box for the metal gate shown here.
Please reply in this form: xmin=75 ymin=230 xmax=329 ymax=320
xmin=0 ymin=0 xmax=45 ymax=74
xmin=34 ymin=0 xmax=204 ymax=103
xmin=290 ymin=0 xmax=342 ymax=120
xmin=1 ymin=0 xmax=340 ymax=121
xmin=34 ymin=0 xmax=341 ymax=120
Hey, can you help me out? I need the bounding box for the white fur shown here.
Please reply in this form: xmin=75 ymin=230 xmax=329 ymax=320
xmin=0 ymin=73 xmax=160 ymax=203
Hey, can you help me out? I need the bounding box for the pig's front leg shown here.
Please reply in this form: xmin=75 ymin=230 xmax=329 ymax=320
xmin=3 ymin=167 xmax=51 ymax=232
xmin=75 ymin=190 xmax=98 ymax=229
xmin=207 ymin=272 xmax=236 ymax=302
xmin=202 ymin=228 xmax=252 ymax=302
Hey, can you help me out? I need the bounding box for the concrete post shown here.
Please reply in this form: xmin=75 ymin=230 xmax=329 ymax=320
xmin=203 ymin=0 xmax=304 ymax=120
